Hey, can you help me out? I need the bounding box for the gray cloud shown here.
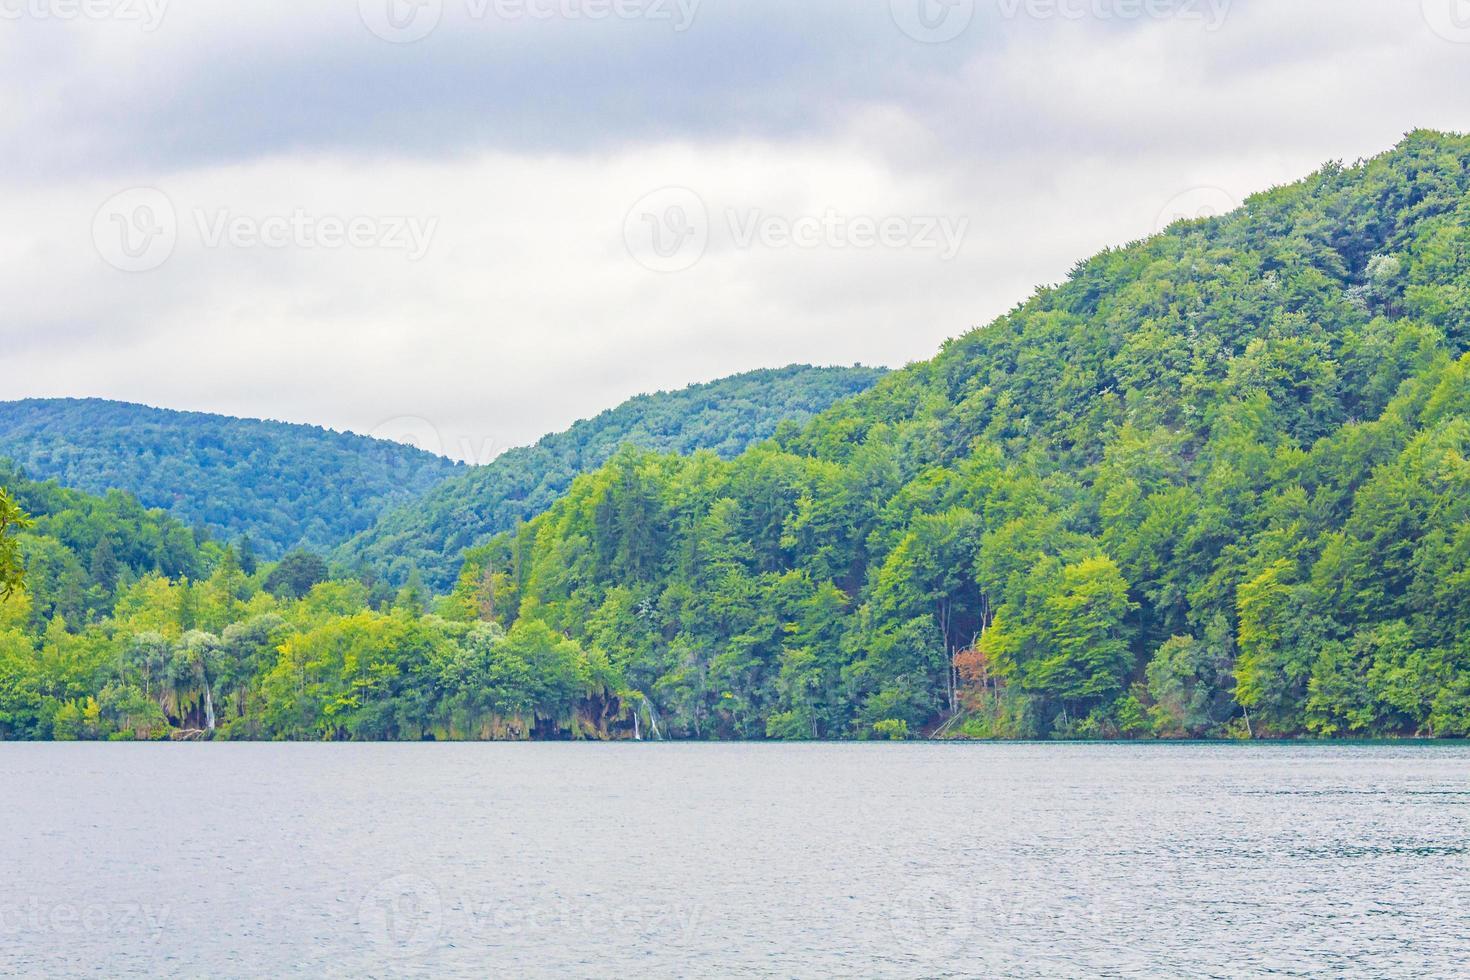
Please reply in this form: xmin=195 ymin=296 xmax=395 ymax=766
xmin=2 ymin=0 xmax=1469 ymax=458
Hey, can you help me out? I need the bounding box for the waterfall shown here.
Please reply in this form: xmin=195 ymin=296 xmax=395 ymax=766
xmin=644 ymin=697 xmax=663 ymax=741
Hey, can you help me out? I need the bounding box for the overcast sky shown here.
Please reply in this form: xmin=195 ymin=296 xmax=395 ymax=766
xmin=3 ymin=0 xmax=1469 ymax=461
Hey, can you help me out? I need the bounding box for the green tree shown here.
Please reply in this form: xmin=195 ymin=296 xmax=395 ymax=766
xmin=0 ymin=487 xmax=33 ymax=598
xmin=1145 ymin=616 xmax=1237 ymax=738
xmin=263 ymin=551 xmax=329 ymax=600
xmin=236 ymin=534 xmax=259 ymax=576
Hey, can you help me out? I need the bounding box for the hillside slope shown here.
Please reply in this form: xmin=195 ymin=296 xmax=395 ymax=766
xmin=0 ymin=462 xmax=216 ymax=630
xmin=0 ymin=399 xmax=462 ymax=558
xmin=334 ymin=365 xmax=887 ymax=590
xmin=457 ymin=130 xmax=1470 ymax=740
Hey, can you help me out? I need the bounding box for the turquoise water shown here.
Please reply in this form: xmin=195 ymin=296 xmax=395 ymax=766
xmin=3 ymin=743 xmax=1468 ymax=977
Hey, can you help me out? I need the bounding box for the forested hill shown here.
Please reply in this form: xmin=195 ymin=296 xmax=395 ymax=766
xmin=6 ymin=133 xmax=1469 ymax=744
xmin=334 ymin=365 xmax=888 ymax=590
xmin=456 ymin=130 xmax=1470 ymax=740
xmin=0 ymin=399 xmax=462 ymax=558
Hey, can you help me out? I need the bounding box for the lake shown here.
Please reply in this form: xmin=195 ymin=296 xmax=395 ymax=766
xmin=2 ymin=743 xmax=1468 ymax=977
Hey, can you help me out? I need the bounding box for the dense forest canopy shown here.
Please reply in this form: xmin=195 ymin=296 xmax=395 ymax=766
xmin=333 ymin=365 xmax=888 ymax=590
xmin=3 ymin=131 xmax=1469 ymax=742
xmin=0 ymin=366 xmax=883 ymax=578
xmin=459 ymin=130 xmax=1470 ymax=740
xmin=0 ymin=399 xmax=461 ymax=558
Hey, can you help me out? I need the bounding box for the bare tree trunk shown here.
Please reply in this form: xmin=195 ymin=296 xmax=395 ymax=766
xmin=946 ymin=646 xmax=955 ymax=714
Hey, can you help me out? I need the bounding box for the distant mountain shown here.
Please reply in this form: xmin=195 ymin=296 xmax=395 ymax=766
xmin=334 ymin=365 xmax=888 ymax=590
xmin=0 ymin=399 xmax=462 ymax=558
xmin=0 ymin=367 xmax=886 ymax=579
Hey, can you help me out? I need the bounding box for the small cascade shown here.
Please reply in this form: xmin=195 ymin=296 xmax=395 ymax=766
xmin=644 ymin=697 xmax=663 ymax=741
